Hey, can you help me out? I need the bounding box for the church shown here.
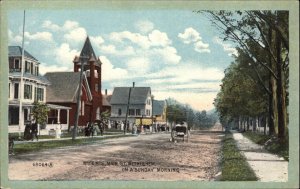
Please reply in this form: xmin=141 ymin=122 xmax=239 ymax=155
xmin=45 ymin=36 xmax=104 ymax=128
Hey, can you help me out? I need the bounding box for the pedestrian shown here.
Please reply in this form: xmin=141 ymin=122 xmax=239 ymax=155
xmin=31 ymin=119 xmax=38 ymax=141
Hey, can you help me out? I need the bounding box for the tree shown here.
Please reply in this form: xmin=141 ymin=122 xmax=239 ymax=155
xmin=200 ymin=10 xmax=288 ymax=141
xmin=31 ymin=101 xmax=49 ymax=127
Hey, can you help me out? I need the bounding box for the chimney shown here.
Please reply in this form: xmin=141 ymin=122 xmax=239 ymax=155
xmin=105 ymin=89 xmax=107 ymax=95
xmin=133 ymin=82 xmax=135 ymax=88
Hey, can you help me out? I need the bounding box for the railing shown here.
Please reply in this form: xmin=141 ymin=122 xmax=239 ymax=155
xmin=9 ymin=68 xmax=21 ymax=72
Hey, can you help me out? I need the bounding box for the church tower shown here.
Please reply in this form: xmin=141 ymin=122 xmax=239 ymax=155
xmin=73 ymin=36 xmax=102 ymax=121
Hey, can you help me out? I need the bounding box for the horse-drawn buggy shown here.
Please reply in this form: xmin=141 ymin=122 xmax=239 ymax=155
xmin=171 ymin=122 xmax=190 ymax=142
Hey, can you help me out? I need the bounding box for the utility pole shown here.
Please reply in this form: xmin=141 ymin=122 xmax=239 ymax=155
xmin=18 ymin=10 xmax=26 ymax=139
xmin=72 ymin=56 xmax=88 ymax=140
xmin=124 ymin=82 xmax=134 ymax=135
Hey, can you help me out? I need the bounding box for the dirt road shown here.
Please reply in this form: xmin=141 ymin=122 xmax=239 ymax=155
xmin=9 ymin=125 xmax=224 ymax=181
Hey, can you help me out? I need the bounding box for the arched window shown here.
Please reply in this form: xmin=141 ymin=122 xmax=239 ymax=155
xmin=96 ymin=107 xmax=100 ymax=120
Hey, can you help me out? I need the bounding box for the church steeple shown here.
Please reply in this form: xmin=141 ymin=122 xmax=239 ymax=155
xmin=80 ymin=36 xmax=97 ymax=63
xmin=73 ymin=35 xmax=102 ymax=97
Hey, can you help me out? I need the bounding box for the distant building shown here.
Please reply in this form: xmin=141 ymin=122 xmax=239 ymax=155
xmin=102 ymin=89 xmax=112 ymax=114
xmin=153 ymin=100 xmax=167 ymax=125
xmin=8 ymin=46 xmax=70 ymax=133
xmin=110 ymin=86 xmax=153 ymax=126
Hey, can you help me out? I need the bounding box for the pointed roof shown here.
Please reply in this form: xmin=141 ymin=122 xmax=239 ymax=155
xmin=110 ymin=87 xmax=151 ymax=105
xmin=79 ymin=36 xmax=101 ymax=66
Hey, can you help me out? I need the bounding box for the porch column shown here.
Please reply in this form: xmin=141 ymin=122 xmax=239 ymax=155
xmin=67 ymin=109 xmax=70 ymax=128
xmin=57 ymin=109 xmax=61 ymax=124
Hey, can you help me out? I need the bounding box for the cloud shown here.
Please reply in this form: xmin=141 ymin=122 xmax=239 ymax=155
xmin=135 ymin=20 xmax=154 ymax=33
xmin=126 ymin=57 xmax=151 ymax=74
xmin=178 ymin=27 xmax=210 ymax=53
xmin=24 ymin=31 xmax=53 ymax=42
xmin=100 ymin=56 xmax=128 ymax=81
xmin=99 ymin=44 xmax=135 ymax=56
xmin=109 ymin=31 xmax=151 ymax=49
xmin=109 ymin=29 xmax=172 ymax=49
xmin=64 ymin=27 xmax=87 ymax=45
xmin=146 ymin=62 xmax=224 ymax=83
xmin=39 ymin=64 xmax=71 ymax=75
xmin=178 ymin=27 xmax=201 ymax=44
xmin=90 ymin=36 xmax=105 ymax=46
xmin=8 ymin=29 xmax=22 ymax=45
xmin=148 ymin=30 xmax=171 ymax=47
xmin=42 ymin=20 xmax=60 ymax=31
xmin=62 ymin=20 xmax=79 ymax=31
xmin=194 ymin=41 xmax=210 ymax=53
xmin=151 ymin=46 xmax=181 ymax=64
xmin=54 ymin=43 xmax=79 ymax=66
xmin=213 ymin=36 xmax=238 ymax=56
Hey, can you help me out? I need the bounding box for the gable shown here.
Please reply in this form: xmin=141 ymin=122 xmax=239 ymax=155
xmin=45 ymin=72 xmax=92 ymax=103
xmin=110 ymin=87 xmax=151 ymax=105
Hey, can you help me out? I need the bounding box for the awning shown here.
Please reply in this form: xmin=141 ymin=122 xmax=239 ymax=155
xmin=135 ymin=118 xmax=153 ymax=125
xmin=47 ymin=103 xmax=71 ymax=110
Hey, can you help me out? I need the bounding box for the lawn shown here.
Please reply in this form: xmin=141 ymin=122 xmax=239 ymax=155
xmin=12 ymin=134 xmax=134 ymax=155
xmin=220 ymin=132 xmax=258 ymax=181
xmin=242 ymin=131 xmax=289 ymax=161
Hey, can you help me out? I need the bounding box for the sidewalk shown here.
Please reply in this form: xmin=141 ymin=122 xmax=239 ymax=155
xmin=231 ymin=131 xmax=288 ymax=182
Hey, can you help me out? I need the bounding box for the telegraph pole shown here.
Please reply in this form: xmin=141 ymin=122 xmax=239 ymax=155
xmin=18 ymin=10 xmax=26 ymax=139
xmin=124 ymin=82 xmax=134 ymax=134
xmin=72 ymin=56 xmax=88 ymax=140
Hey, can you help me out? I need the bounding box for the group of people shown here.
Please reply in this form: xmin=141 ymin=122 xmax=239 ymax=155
xmin=24 ymin=119 xmax=39 ymax=141
xmin=84 ymin=120 xmax=105 ymax=137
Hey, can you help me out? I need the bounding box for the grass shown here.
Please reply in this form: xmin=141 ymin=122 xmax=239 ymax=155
xmin=242 ymin=131 xmax=289 ymax=161
xmin=220 ymin=132 xmax=258 ymax=181
xmin=12 ymin=134 xmax=134 ymax=155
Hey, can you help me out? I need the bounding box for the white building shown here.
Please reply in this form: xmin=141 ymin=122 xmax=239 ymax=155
xmin=8 ymin=46 xmax=70 ymax=133
xmin=110 ymin=86 xmax=153 ymax=130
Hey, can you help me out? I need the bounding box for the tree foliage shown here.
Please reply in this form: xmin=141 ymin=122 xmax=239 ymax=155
xmin=199 ymin=10 xmax=289 ymax=140
xmin=32 ymin=101 xmax=50 ymax=125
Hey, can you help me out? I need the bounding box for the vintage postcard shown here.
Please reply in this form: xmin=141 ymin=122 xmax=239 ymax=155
xmin=0 ymin=0 xmax=299 ymax=189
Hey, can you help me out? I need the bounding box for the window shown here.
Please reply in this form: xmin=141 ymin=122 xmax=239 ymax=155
xmin=95 ymin=84 xmax=98 ymax=92
xmin=81 ymin=101 xmax=85 ymax=116
xmin=118 ymin=109 xmax=122 ymax=116
xmin=34 ymin=87 xmax=44 ymax=101
xmin=14 ymin=59 xmax=20 ymax=69
xmin=14 ymin=83 xmax=19 ymax=99
xmin=24 ymin=84 xmax=32 ymax=99
xmin=25 ymin=61 xmax=29 ymax=73
xmin=147 ymin=99 xmax=151 ymax=105
xmin=129 ymin=109 xmax=135 ymax=116
xmin=136 ymin=109 xmax=141 ymax=116
xmin=9 ymin=83 xmax=10 ymax=98
xmin=146 ymin=109 xmax=151 ymax=116
xmin=96 ymin=107 xmax=100 ymax=120
xmin=30 ymin=63 xmax=33 ymax=74
xmin=36 ymin=66 xmax=39 ymax=76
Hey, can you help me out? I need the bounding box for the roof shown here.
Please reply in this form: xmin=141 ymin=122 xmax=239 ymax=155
xmin=9 ymin=72 xmax=50 ymax=85
xmin=102 ymin=95 xmax=111 ymax=107
xmin=44 ymin=72 xmax=92 ymax=103
xmin=79 ymin=36 xmax=101 ymax=66
xmin=8 ymin=46 xmax=38 ymax=61
xmin=110 ymin=87 xmax=151 ymax=105
xmin=153 ymin=100 xmax=166 ymax=115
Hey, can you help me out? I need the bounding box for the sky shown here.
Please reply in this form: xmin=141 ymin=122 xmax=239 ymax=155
xmin=8 ymin=9 xmax=237 ymax=111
